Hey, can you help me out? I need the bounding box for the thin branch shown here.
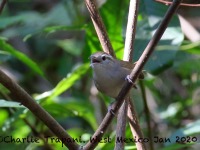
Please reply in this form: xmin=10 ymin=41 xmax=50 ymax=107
xmin=0 ymin=70 xmax=79 ymax=150
xmin=83 ymin=0 xmax=182 ymax=149
xmin=115 ymin=0 xmax=144 ymax=149
xmin=0 ymin=0 xmax=7 ymax=14
xmin=155 ymin=0 xmax=200 ymax=6
xmin=123 ymin=0 xmax=140 ymax=62
xmin=123 ymin=0 xmax=146 ymax=149
xmin=84 ymin=0 xmax=116 ymax=58
xmin=139 ymin=80 xmax=154 ymax=150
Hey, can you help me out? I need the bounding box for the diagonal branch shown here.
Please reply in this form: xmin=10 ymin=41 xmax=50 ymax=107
xmin=83 ymin=0 xmax=183 ymax=149
xmin=155 ymin=0 xmax=200 ymax=6
xmin=0 ymin=70 xmax=79 ymax=150
xmin=84 ymin=0 xmax=116 ymax=57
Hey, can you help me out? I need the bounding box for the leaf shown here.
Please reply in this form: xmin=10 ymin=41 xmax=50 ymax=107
xmin=0 ymin=100 xmax=25 ymax=108
xmin=0 ymin=39 xmax=44 ymax=77
xmin=49 ymin=63 xmax=89 ymax=98
xmin=36 ymin=63 xmax=90 ymax=100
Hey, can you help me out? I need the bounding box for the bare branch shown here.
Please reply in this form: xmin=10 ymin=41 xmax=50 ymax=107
xmin=155 ymin=0 xmax=200 ymax=7
xmin=84 ymin=0 xmax=116 ymax=57
xmin=123 ymin=0 xmax=140 ymax=62
xmin=0 ymin=70 xmax=79 ymax=150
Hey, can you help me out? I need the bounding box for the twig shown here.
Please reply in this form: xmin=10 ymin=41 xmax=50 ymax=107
xmin=84 ymin=0 xmax=116 ymax=57
xmin=123 ymin=0 xmax=146 ymax=149
xmin=123 ymin=0 xmax=140 ymax=61
xmin=0 ymin=0 xmax=7 ymax=14
xmin=139 ymin=80 xmax=153 ymax=150
xmin=155 ymin=0 xmax=200 ymax=7
xmin=0 ymin=70 xmax=79 ymax=150
xmin=83 ymin=0 xmax=182 ymax=149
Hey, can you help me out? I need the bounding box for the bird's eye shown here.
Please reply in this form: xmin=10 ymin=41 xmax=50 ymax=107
xmin=102 ymin=55 xmax=106 ymax=61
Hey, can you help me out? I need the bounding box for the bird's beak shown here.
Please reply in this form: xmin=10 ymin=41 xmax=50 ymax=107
xmin=90 ymin=56 xmax=101 ymax=64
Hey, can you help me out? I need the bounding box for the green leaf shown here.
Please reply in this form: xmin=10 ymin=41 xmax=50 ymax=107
xmin=132 ymin=0 xmax=184 ymax=74
xmin=0 ymin=39 xmax=44 ymax=77
xmin=0 ymin=100 xmax=25 ymax=108
xmin=37 ymin=63 xmax=90 ymax=100
xmin=50 ymin=63 xmax=89 ymax=99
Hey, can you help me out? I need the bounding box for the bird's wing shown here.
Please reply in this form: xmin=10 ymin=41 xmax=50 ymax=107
xmin=119 ymin=60 xmax=144 ymax=79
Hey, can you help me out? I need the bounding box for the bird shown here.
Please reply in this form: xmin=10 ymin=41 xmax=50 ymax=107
xmin=90 ymin=51 xmax=144 ymax=98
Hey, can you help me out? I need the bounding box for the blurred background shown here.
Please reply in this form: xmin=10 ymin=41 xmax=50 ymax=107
xmin=0 ymin=0 xmax=200 ymax=149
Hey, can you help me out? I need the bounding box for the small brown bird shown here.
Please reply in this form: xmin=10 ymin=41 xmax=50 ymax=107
xmin=90 ymin=52 xmax=144 ymax=98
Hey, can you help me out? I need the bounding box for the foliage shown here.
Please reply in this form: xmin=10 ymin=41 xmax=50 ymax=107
xmin=0 ymin=0 xmax=200 ymax=150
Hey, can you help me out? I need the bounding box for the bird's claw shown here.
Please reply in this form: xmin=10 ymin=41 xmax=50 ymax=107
xmin=126 ymin=75 xmax=137 ymax=89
